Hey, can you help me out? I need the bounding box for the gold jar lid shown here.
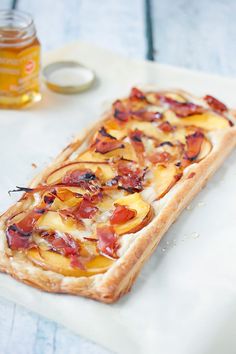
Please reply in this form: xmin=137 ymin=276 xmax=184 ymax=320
xmin=42 ymin=61 xmax=95 ymax=94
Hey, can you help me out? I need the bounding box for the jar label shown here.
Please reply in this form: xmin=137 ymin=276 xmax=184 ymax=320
xmin=0 ymin=44 xmax=40 ymax=96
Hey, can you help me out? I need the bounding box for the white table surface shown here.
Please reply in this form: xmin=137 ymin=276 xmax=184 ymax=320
xmin=0 ymin=1 xmax=235 ymax=353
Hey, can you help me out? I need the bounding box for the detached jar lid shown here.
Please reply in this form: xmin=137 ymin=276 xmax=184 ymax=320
xmin=42 ymin=61 xmax=95 ymax=94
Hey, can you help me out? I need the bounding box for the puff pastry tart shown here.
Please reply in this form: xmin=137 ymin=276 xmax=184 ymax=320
xmin=0 ymin=88 xmax=235 ymax=303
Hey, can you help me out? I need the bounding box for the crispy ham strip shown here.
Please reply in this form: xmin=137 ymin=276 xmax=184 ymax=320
xmin=110 ymin=205 xmax=136 ymax=225
xmin=97 ymin=225 xmax=118 ymax=258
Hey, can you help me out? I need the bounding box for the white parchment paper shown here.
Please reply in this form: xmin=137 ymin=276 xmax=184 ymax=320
xmin=0 ymin=42 xmax=236 ymax=354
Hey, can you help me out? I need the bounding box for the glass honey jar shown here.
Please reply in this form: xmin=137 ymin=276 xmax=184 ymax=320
xmin=0 ymin=10 xmax=41 ymax=109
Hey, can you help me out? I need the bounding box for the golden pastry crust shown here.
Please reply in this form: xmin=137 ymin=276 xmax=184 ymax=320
xmin=0 ymin=89 xmax=235 ymax=303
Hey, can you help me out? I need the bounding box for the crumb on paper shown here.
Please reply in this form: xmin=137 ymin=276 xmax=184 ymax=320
xmin=197 ymin=201 xmax=205 ymax=207
xmin=160 ymin=238 xmax=177 ymax=253
xmin=186 ymin=204 xmax=193 ymax=210
xmin=162 ymin=231 xmax=200 ymax=253
xmin=31 ymin=163 xmax=37 ymax=168
xmin=191 ymin=232 xmax=200 ymax=239
xmin=181 ymin=232 xmax=200 ymax=242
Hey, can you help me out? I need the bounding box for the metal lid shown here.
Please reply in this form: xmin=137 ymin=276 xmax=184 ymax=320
xmin=42 ymin=61 xmax=95 ymax=94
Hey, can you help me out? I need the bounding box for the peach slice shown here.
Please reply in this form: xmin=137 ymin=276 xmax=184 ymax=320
xmin=153 ymin=164 xmax=181 ymax=200
xmin=173 ymin=127 xmax=212 ymax=161
xmin=164 ymin=92 xmax=187 ymax=102
xmin=27 ymin=248 xmax=114 ymax=277
xmin=196 ymin=137 xmax=212 ymax=161
xmin=50 ymin=190 xmax=82 ymax=210
xmin=112 ymin=193 xmax=152 ymax=235
xmin=46 ymin=162 xmax=115 ymax=184
xmin=128 ymin=121 xmax=165 ymax=140
xmin=165 ymin=110 xmax=230 ymax=130
xmin=98 ymin=190 xmax=127 ymax=213
xmin=103 ymin=118 xmax=126 ymax=140
xmin=78 ymin=143 xmax=138 ymax=162
xmin=145 ymin=92 xmax=159 ymax=104
xmin=37 ymin=211 xmax=79 ymax=234
xmin=163 ymin=127 xmax=212 ymax=160
xmin=105 ymin=120 xmax=167 ymax=142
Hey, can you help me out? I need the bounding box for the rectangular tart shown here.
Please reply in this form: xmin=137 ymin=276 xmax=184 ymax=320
xmin=0 ymin=87 xmax=235 ymax=303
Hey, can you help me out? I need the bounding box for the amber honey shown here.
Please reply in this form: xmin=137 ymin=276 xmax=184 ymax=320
xmin=0 ymin=10 xmax=41 ymax=108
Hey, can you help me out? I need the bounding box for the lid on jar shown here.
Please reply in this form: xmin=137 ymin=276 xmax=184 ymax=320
xmin=42 ymin=61 xmax=95 ymax=94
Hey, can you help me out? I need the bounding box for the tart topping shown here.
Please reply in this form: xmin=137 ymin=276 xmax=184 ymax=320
xmin=113 ymin=100 xmax=129 ymax=122
xmin=204 ymin=95 xmax=228 ymax=113
xmin=94 ymin=139 xmax=124 ymax=154
xmin=110 ymin=205 xmax=136 ymax=225
xmin=42 ymin=231 xmax=79 ymax=257
xmin=46 ymin=161 xmax=114 ymax=185
xmin=158 ymin=95 xmax=204 ymax=117
xmin=132 ymin=110 xmax=162 ymax=122
xmin=61 ymin=169 xmax=101 ymax=193
xmin=158 ymin=121 xmax=174 ymax=132
xmin=184 ymin=131 xmax=204 ymax=161
xmin=153 ymin=164 xmax=182 ymax=200
xmin=72 ymin=199 xmax=98 ymax=219
xmin=6 ymin=208 xmax=47 ymax=250
xmin=112 ymin=193 xmax=152 ymax=235
xmin=148 ymin=151 xmax=171 ymax=164
xmin=113 ymin=97 xmax=162 ymax=123
xmin=43 ymin=193 xmax=56 ymax=205
xmin=92 ymin=126 xmax=125 ymax=154
xmin=5 ymin=88 xmax=232 ymax=276
xmin=93 ymin=128 xmax=125 ymax=154
xmin=27 ymin=247 xmax=113 ymax=276
xmin=117 ymin=160 xmax=146 ymax=192
xmin=130 ymin=87 xmax=146 ymax=100
xmin=97 ymin=225 xmax=118 ymax=258
xmin=6 ymin=224 xmax=31 ymax=250
xmin=62 ymin=169 xmax=96 ymax=185
xmin=42 ymin=232 xmax=86 ymax=269
xmin=171 ymin=101 xmax=204 ymax=118
xmin=98 ymin=126 xmax=116 ymax=140
xmin=129 ymin=129 xmax=145 ymax=163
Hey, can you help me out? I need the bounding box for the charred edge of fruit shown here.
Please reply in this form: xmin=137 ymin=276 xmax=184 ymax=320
xmin=8 ymin=186 xmax=34 ymax=195
xmin=99 ymin=127 xmax=116 ymax=140
xmin=159 ymin=141 xmax=174 ymax=147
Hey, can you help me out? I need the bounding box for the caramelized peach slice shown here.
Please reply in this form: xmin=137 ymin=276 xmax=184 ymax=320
xmin=167 ymin=127 xmax=212 ymax=160
xmin=105 ymin=120 xmax=167 ymax=142
xmin=46 ymin=162 xmax=115 ymax=184
xmin=164 ymin=92 xmax=186 ymax=103
xmin=103 ymin=118 xmax=125 ymax=140
xmin=129 ymin=121 xmax=165 ymax=140
xmin=98 ymin=190 xmax=127 ymax=212
xmin=173 ymin=128 xmax=212 ymax=161
xmin=37 ymin=211 xmax=80 ymax=234
xmin=197 ymin=137 xmax=212 ymax=160
xmin=112 ymin=193 xmax=152 ymax=235
xmin=27 ymin=249 xmax=114 ymax=277
xmin=153 ymin=164 xmax=182 ymax=200
xmin=165 ymin=110 xmax=230 ymax=130
xmin=47 ymin=188 xmax=82 ymax=210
